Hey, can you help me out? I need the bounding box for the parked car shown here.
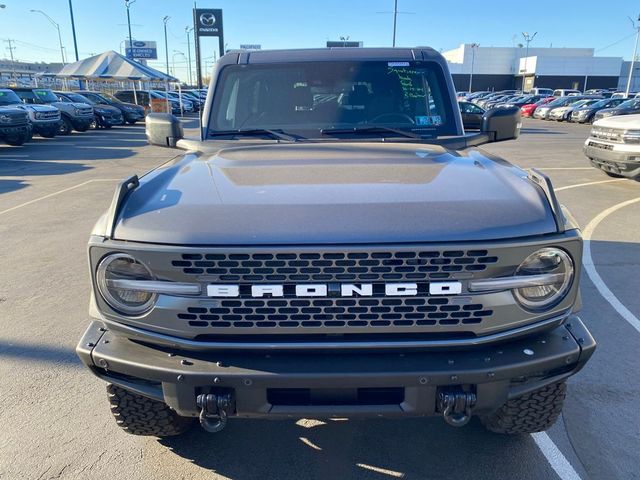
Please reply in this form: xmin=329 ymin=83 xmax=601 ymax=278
xmin=584 ymin=114 xmax=640 ymax=178
xmin=570 ymin=98 xmax=625 ymax=123
xmin=0 ymin=88 xmax=60 ymax=138
xmin=456 ymin=91 xmax=470 ymax=101
xmin=458 ymin=101 xmax=485 ymax=129
xmin=520 ymin=97 xmax=556 ymax=117
xmin=465 ymin=91 xmax=490 ymax=101
xmin=547 ymin=99 xmax=601 ymax=122
xmin=533 ymin=96 xmax=601 ymax=120
xmin=55 ymin=91 xmax=124 ymax=129
xmin=165 ymin=91 xmax=197 ymax=112
xmin=584 ymin=89 xmax=613 ymax=98
xmin=553 ymin=89 xmax=581 ymax=97
xmin=501 ymin=95 xmax=545 ymax=108
xmin=0 ymin=105 xmax=32 ymax=146
xmin=12 ymin=87 xmax=93 ymax=135
xmin=593 ymin=98 xmax=640 ymax=122
xmin=75 ymin=91 xmax=146 ymax=125
xmin=114 ymin=90 xmax=181 ymax=115
xmin=528 ymin=87 xmax=554 ymax=97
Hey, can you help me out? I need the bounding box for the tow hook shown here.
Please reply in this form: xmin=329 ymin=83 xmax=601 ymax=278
xmin=196 ymin=392 xmax=235 ymax=433
xmin=437 ymin=390 xmax=477 ymax=427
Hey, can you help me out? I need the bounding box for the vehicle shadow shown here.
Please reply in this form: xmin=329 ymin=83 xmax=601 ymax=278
xmin=159 ymin=416 xmax=551 ymax=479
xmin=0 ymin=178 xmax=29 ymax=195
xmin=520 ymin=127 xmax=566 ymax=135
xmin=0 ymin=340 xmax=81 ymax=367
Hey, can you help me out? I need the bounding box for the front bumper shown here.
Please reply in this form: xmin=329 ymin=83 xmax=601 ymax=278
xmin=32 ymin=120 xmax=60 ymax=133
xmin=122 ymin=110 xmax=144 ymax=122
xmin=0 ymin=123 xmax=30 ymax=136
xmin=77 ymin=315 xmax=595 ymax=418
xmin=583 ymin=141 xmax=640 ymax=178
xmin=71 ymin=116 xmax=94 ymax=129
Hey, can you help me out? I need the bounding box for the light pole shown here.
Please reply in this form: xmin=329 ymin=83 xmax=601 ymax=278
xmin=173 ymin=50 xmax=187 ymax=81
xmin=68 ymin=0 xmax=79 ymax=61
xmin=163 ymin=16 xmax=171 ymax=75
xmin=468 ymin=43 xmax=479 ymax=93
xmin=340 ymin=36 xmax=350 ymax=47
xmin=521 ymin=32 xmax=537 ymax=92
xmin=124 ymin=0 xmax=136 ymax=60
xmin=30 ymin=10 xmax=66 ymax=64
xmin=185 ymin=27 xmax=194 ymax=86
xmin=625 ymin=15 xmax=640 ymax=98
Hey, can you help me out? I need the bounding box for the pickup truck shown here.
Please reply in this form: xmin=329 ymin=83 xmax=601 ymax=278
xmin=77 ymin=48 xmax=595 ymax=438
xmin=0 ymin=88 xmax=60 ymax=138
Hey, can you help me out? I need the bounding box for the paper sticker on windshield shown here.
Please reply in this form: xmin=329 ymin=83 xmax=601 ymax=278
xmin=415 ymin=115 xmax=443 ymax=126
xmin=388 ymin=61 xmax=410 ymax=67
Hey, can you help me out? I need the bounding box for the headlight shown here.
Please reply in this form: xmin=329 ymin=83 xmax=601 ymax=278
xmin=74 ymin=108 xmax=81 ymax=115
xmin=96 ymin=253 xmax=157 ymax=315
xmin=513 ymin=248 xmax=574 ymax=311
xmin=34 ymin=112 xmax=43 ymax=119
xmin=0 ymin=114 xmax=10 ymax=124
xmin=622 ymin=129 xmax=640 ymax=143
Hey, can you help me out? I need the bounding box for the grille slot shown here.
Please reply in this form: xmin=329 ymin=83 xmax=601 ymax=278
xmin=172 ymin=250 xmax=497 ymax=282
xmin=178 ymin=297 xmax=493 ymax=330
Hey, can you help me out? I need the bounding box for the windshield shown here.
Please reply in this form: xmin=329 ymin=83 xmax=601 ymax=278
xmin=618 ymin=99 xmax=640 ymax=109
xmin=546 ymin=97 xmax=575 ymax=107
xmin=14 ymin=89 xmax=59 ymax=104
xmin=64 ymin=93 xmax=91 ymax=104
xmin=0 ymin=90 xmax=22 ymax=105
xmin=209 ymin=60 xmax=457 ymax=138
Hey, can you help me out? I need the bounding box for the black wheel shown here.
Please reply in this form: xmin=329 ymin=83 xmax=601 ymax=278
xmin=107 ymin=384 xmax=194 ymax=437
xmin=58 ymin=117 xmax=73 ymax=136
xmin=89 ymin=118 xmax=98 ymax=129
xmin=603 ymin=170 xmax=625 ymax=178
xmin=127 ymin=119 xmax=137 ymax=125
xmin=480 ymin=382 xmax=566 ymax=434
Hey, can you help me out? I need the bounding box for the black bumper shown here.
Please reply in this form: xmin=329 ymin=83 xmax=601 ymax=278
xmin=0 ymin=124 xmax=30 ymax=136
xmin=77 ymin=316 xmax=595 ymax=418
xmin=122 ymin=111 xmax=144 ymax=122
xmin=71 ymin=117 xmax=93 ymax=130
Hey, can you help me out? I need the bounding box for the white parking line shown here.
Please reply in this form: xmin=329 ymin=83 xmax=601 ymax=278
xmin=0 ymin=178 xmax=120 ymax=216
xmin=532 ymin=432 xmax=583 ymax=480
xmin=583 ymin=197 xmax=640 ymax=334
xmin=536 ymin=167 xmax=594 ymax=171
xmin=555 ymin=179 xmax=626 ymax=191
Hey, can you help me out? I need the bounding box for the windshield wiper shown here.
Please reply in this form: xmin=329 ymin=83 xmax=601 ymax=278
xmin=320 ymin=126 xmax=429 ymax=139
xmin=209 ymin=128 xmax=298 ymax=142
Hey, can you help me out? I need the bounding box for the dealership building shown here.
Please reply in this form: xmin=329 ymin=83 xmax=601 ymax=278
xmin=442 ymin=44 xmax=627 ymax=92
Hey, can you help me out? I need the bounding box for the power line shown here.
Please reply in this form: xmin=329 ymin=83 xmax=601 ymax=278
xmin=595 ymin=32 xmax=637 ymax=52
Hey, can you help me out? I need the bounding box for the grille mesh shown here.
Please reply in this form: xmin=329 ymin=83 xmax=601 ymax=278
xmin=171 ymin=250 xmax=498 ymax=283
xmin=177 ymin=297 xmax=493 ymax=330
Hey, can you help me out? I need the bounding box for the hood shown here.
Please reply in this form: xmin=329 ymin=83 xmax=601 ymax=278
xmin=593 ymin=113 xmax=640 ymax=128
xmin=94 ymin=104 xmax=121 ymax=114
xmin=52 ymin=101 xmax=92 ymax=110
xmin=112 ymin=142 xmax=557 ymax=245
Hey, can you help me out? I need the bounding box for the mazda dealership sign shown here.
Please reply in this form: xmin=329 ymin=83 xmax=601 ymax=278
xmin=194 ymin=8 xmax=223 ymax=37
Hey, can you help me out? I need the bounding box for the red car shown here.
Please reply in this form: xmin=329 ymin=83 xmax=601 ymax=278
xmin=521 ymin=96 xmax=555 ymax=117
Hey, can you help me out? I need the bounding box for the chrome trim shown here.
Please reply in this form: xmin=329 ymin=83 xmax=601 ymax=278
xmin=107 ymin=279 xmax=202 ymax=296
xmin=99 ymin=313 xmax=569 ymax=351
xmin=468 ymin=273 xmax=565 ymax=293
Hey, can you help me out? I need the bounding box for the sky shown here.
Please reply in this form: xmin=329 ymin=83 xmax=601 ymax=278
xmin=1 ymin=0 xmax=639 ymax=83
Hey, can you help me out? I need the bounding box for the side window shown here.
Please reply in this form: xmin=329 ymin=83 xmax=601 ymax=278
xmin=459 ymin=102 xmax=471 ymax=113
xmin=468 ymin=103 xmax=483 ymax=114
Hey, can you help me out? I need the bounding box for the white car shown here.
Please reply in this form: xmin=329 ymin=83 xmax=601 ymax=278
xmin=583 ymin=114 xmax=640 ymax=178
xmin=548 ymin=99 xmax=600 ymax=122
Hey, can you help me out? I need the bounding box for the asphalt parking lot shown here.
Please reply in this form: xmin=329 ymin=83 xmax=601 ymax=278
xmin=1 ymin=118 xmax=639 ymax=480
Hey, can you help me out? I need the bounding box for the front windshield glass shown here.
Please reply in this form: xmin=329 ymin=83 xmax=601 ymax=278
xmin=33 ymin=89 xmax=60 ymax=103
xmin=0 ymin=90 xmax=22 ymax=105
xmin=209 ymin=60 xmax=457 ymax=138
xmin=65 ymin=93 xmax=92 ymax=104
xmin=618 ymin=99 xmax=640 ymax=109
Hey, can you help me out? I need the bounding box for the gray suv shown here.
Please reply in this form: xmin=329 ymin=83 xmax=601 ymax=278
xmin=77 ymin=48 xmax=595 ymax=438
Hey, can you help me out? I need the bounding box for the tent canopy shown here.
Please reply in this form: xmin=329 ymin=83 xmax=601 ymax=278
xmin=53 ymin=50 xmax=177 ymax=82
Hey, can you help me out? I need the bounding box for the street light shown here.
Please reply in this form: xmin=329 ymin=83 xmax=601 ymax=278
xmin=173 ymin=50 xmax=187 ymax=80
xmin=468 ymin=43 xmax=479 ymax=93
xmin=185 ymin=27 xmax=194 ymax=86
xmin=521 ymin=32 xmax=537 ymax=92
xmin=625 ymin=15 xmax=640 ymax=98
xmin=163 ymin=16 xmax=171 ymax=75
xmin=30 ymin=9 xmax=66 ymax=64
xmin=124 ymin=0 xmax=137 ymax=60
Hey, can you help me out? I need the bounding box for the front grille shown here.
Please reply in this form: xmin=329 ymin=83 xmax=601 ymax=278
xmin=177 ymin=297 xmax=494 ymax=330
xmin=171 ymin=250 xmax=498 ymax=283
xmin=38 ymin=110 xmax=60 ymax=120
xmin=591 ymin=127 xmax=623 ymax=143
xmin=2 ymin=112 xmax=28 ymax=124
xmin=79 ymin=108 xmax=93 ymax=116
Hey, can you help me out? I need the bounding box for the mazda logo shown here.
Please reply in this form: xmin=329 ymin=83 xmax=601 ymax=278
xmin=200 ymin=13 xmax=216 ymax=26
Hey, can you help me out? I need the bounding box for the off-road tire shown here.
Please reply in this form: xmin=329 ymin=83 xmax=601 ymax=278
xmin=58 ymin=117 xmax=73 ymax=136
xmin=4 ymin=134 xmax=27 ymax=146
xmin=480 ymin=381 xmax=567 ymax=434
xmin=106 ymin=384 xmax=194 ymax=437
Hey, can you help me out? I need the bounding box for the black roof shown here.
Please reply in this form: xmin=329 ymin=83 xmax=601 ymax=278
xmin=223 ymin=47 xmax=443 ymax=65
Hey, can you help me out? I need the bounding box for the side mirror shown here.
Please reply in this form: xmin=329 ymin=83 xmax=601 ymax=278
xmin=481 ymin=106 xmax=521 ymax=142
xmin=145 ymin=113 xmax=183 ymax=148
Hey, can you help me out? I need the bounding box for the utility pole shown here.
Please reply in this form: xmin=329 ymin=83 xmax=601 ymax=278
xmin=625 ymin=15 xmax=640 ymax=98
xmin=68 ymin=0 xmax=79 ymax=61
xmin=4 ymin=39 xmax=17 ymax=82
xmin=521 ymin=32 xmax=537 ymax=92
xmin=392 ymin=0 xmax=398 ymax=47
xmin=468 ymin=43 xmax=479 ymax=93
xmin=185 ymin=26 xmax=194 ymax=86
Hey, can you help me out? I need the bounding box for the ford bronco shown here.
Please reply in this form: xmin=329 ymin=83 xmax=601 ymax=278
xmin=77 ymin=48 xmax=595 ymax=437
